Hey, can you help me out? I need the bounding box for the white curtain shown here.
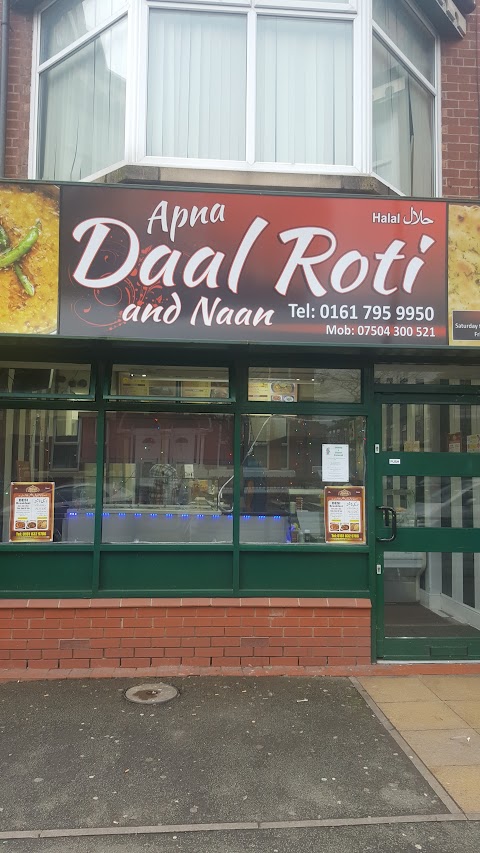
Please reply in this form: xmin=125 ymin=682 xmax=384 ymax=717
xmin=38 ymin=19 xmax=127 ymax=181
xmin=256 ymin=17 xmax=353 ymax=166
xmin=372 ymin=37 xmax=434 ymax=195
xmin=147 ymin=10 xmax=247 ymax=160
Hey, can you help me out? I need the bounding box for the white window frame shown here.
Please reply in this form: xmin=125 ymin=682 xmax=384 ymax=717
xmin=28 ymin=0 xmax=439 ymax=193
xmin=28 ymin=0 xmax=131 ymax=181
xmin=371 ymin=0 xmax=441 ymax=196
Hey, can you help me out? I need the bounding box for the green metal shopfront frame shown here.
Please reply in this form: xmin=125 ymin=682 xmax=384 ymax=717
xmin=0 ymin=340 xmax=370 ymax=604
xmin=2 ymin=337 xmax=480 ymax=661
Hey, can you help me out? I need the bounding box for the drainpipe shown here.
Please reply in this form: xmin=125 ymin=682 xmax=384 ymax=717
xmin=0 ymin=0 xmax=11 ymax=177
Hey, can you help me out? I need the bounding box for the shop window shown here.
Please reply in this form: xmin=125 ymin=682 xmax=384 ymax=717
xmin=102 ymin=412 xmax=234 ymax=543
xmin=109 ymin=366 xmax=230 ymax=400
xmin=375 ymin=364 xmax=480 ymax=386
xmin=384 ymin=552 xmax=480 ymax=636
xmin=0 ymin=363 xmax=92 ymax=398
xmin=382 ymin=404 xmax=480 ymax=452
xmin=240 ymin=414 xmax=366 ymax=544
xmin=0 ymin=409 xmax=97 ymax=543
xmin=383 ymin=476 xmax=480 ymax=529
xmin=248 ymin=368 xmax=361 ymax=403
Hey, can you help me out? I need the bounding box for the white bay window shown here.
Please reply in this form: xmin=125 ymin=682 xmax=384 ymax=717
xmin=32 ymin=0 xmax=439 ymax=195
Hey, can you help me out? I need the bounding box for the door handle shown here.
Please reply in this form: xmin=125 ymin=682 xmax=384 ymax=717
xmin=376 ymin=505 xmax=397 ymax=542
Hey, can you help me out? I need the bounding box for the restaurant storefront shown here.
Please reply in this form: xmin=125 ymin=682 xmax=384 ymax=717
xmin=1 ymin=179 xmax=480 ymax=669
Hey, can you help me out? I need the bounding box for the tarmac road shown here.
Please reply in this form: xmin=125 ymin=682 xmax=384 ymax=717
xmin=0 ymin=676 xmax=476 ymax=852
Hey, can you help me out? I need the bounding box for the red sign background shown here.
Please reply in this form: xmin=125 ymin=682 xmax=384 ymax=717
xmin=58 ymin=186 xmax=447 ymax=346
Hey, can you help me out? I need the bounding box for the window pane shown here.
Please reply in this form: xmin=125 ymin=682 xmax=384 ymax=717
xmin=103 ymin=413 xmax=234 ymax=543
xmin=40 ymin=0 xmax=126 ymax=62
xmin=382 ymin=404 xmax=480 ymax=452
xmin=0 ymin=363 xmax=91 ymax=396
xmin=110 ymin=366 xmax=229 ymax=399
xmin=0 ymin=410 xmax=97 ymax=543
xmin=240 ymin=415 xmax=365 ymax=544
xmin=375 ymin=364 xmax=480 ymax=386
xmin=373 ymin=0 xmax=435 ymax=84
xmin=383 ymin=476 xmax=480 ymax=528
xmin=147 ymin=10 xmax=247 ymax=160
xmin=248 ymin=368 xmax=360 ymax=402
xmin=256 ymin=17 xmax=353 ymax=165
xmin=385 ymin=552 xmax=480 ymax=638
xmin=373 ymin=36 xmax=434 ymax=196
xmin=38 ymin=18 xmax=127 ymax=181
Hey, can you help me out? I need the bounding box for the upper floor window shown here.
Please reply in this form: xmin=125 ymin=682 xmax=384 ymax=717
xmin=372 ymin=0 xmax=437 ymax=195
xmin=36 ymin=0 xmax=128 ymax=181
xmin=33 ymin=0 xmax=438 ymax=195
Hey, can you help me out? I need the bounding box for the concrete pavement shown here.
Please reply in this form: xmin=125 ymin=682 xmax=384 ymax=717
xmin=358 ymin=675 xmax=480 ymax=814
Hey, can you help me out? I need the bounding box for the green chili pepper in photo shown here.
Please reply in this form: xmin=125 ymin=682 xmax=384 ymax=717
xmin=0 ymin=225 xmax=9 ymax=252
xmin=0 ymin=220 xmax=38 ymax=295
xmin=13 ymin=264 xmax=35 ymax=296
xmin=0 ymin=220 xmax=41 ymax=269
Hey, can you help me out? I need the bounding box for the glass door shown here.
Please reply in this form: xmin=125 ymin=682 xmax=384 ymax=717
xmin=375 ymin=398 xmax=480 ymax=660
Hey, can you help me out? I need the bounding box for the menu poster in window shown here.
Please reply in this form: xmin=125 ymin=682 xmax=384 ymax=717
xmin=9 ymin=482 xmax=54 ymax=542
xmin=324 ymin=486 xmax=366 ymax=544
xmin=119 ymin=375 xmax=150 ymax=396
xmin=467 ymin=434 xmax=480 ymax=452
xmin=403 ymin=440 xmax=421 ymax=452
xmin=182 ymin=381 xmax=211 ymax=398
xmin=448 ymin=432 xmax=462 ymax=452
xmin=322 ymin=444 xmax=349 ymax=482
xmin=248 ymin=380 xmax=298 ymax=402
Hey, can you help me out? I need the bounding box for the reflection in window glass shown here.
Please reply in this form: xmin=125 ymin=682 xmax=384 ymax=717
xmin=373 ymin=35 xmax=434 ymax=196
xmin=240 ymin=415 xmax=366 ymax=544
xmin=0 ymin=409 xmax=97 ymax=543
xmin=375 ymin=364 xmax=480 ymax=385
xmin=382 ymin=404 xmax=480 ymax=452
xmin=384 ymin=551 xmax=480 ymax=638
xmin=0 ymin=363 xmax=91 ymax=396
xmin=373 ymin=0 xmax=435 ymax=84
xmin=110 ymin=366 xmax=229 ymax=399
xmin=383 ymin=476 xmax=480 ymax=529
xmin=103 ymin=412 xmax=234 ymax=543
xmin=248 ymin=368 xmax=360 ymax=403
xmin=40 ymin=0 xmax=126 ymax=62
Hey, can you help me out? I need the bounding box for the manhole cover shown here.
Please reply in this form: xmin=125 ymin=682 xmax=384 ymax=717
xmin=124 ymin=682 xmax=179 ymax=704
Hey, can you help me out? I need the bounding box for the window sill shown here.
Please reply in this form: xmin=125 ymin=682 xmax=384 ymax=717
xmin=93 ymin=164 xmax=399 ymax=196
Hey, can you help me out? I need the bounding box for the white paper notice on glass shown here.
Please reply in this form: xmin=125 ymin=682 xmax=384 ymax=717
xmin=322 ymin=444 xmax=349 ymax=482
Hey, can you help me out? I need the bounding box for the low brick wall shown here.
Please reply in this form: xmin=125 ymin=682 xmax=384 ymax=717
xmin=0 ymin=597 xmax=371 ymax=672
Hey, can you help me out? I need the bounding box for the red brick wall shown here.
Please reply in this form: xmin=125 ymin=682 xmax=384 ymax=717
xmin=0 ymin=598 xmax=372 ymax=674
xmin=2 ymin=2 xmax=33 ymax=179
xmin=441 ymin=6 xmax=480 ymax=198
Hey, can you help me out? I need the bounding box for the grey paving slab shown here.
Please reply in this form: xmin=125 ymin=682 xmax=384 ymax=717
xmin=0 ymin=678 xmax=447 ymax=833
xmin=2 ymin=822 xmax=480 ymax=853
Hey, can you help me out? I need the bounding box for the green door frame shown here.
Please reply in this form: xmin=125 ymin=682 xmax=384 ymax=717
xmin=373 ymin=392 xmax=480 ymax=660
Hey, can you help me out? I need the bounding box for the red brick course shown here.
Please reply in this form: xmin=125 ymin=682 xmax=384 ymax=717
xmin=441 ymin=5 xmax=480 ymax=197
xmin=0 ymin=597 xmax=371 ymax=672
